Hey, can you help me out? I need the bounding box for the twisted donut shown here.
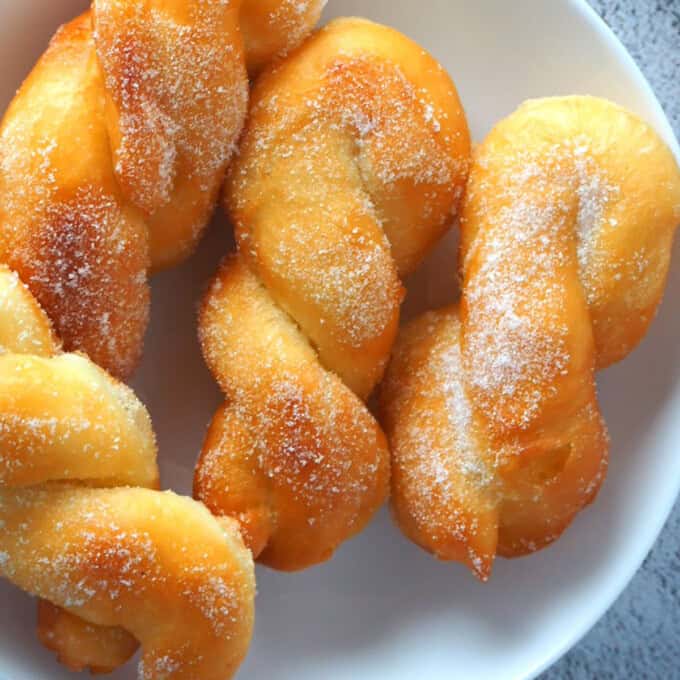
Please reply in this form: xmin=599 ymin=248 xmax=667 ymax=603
xmin=0 ymin=266 xmax=255 ymax=676
xmin=380 ymin=96 xmax=680 ymax=580
xmin=194 ymin=18 xmax=471 ymax=570
xmin=0 ymin=0 xmax=322 ymax=379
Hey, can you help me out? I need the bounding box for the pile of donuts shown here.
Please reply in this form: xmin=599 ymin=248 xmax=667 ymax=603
xmin=0 ymin=1 xmax=678 ymax=677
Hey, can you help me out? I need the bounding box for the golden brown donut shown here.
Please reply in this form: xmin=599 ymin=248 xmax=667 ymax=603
xmin=0 ymin=264 xmax=255 ymax=677
xmin=194 ymin=17 xmax=471 ymax=570
xmin=0 ymin=0 xmax=321 ymax=379
xmin=380 ymin=96 xmax=680 ymax=580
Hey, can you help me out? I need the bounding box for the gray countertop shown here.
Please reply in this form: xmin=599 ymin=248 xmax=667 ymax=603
xmin=543 ymin=1 xmax=680 ymax=678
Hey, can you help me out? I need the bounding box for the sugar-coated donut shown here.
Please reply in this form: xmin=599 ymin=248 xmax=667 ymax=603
xmin=0 ymin=268 xmax=255 ymax=677
xmin=0 ymin=0 xmax=321 ymax=379
xmin=194 ymin=17 xmax=471 ymax=570
xmin=380 ymin=96 xmax=680 ymax=579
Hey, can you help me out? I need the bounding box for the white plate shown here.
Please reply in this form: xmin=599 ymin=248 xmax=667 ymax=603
xmin=0 ymin=1 xmax=678 ymax=679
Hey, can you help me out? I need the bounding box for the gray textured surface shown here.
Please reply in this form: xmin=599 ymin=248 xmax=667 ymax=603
xmin=543 ymin=1 xmax=680 ymax=678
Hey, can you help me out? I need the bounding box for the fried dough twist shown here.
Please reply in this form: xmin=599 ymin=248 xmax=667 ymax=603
xmin=0 ymin=0 xmax=323 ymax=379
xmin=380 ymin=97 xmax=680 ymax=579
xmin=194 ymin=18 xmax=471 ymax=570
xmin=0 ymin=264 xmax=255 ymax=677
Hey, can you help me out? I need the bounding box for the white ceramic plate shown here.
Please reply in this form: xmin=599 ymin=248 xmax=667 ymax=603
xmin=0 ymin=1 xmax=678 ymax=679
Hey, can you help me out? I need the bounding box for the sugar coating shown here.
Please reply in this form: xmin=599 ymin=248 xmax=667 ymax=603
xmin=464 ymin=140 xmax=620 ymax=429
xmin=385 ymin=313 xmax=494 ymax=577
xmin=267 ymin=0 xmax=329 ymax=61
xmin=0 ymin=105 xmax=150 ymax=377
xmin=94 ymin=0 xmax=248 ymax=212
